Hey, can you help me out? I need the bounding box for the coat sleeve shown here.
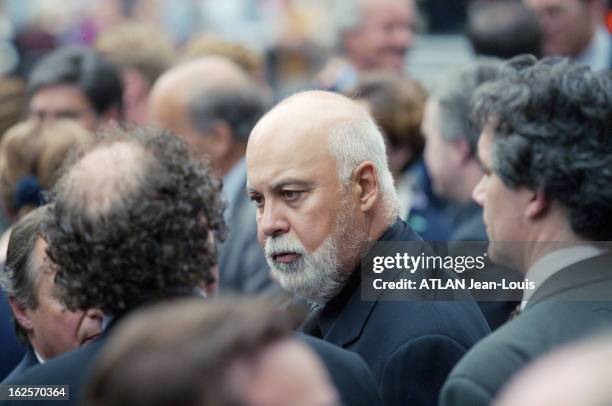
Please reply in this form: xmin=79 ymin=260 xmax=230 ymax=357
xmin=439 ymin=375 xmax=493 ymax=406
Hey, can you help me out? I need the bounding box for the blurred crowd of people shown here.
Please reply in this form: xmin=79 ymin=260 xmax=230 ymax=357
xmin=0 ymin=0 xmax=610 ymax=405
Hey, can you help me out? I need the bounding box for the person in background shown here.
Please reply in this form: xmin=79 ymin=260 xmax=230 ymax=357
xmin=95 ymin=22 xmax=175 ymax=125
xmin=26 ymin=46 xmax=123 ymax=131
xmin=0 ymin=119 xmax=93 ymax=261
xmin=85 ymin=298 xmax=339 ymax=406
xmin=0 ymin=77 xmax=28 ymax=234
xmin=0 ymin=207 xmax=103 ymax=383
xmin=421 ymin=58 xmax=521 ymax=330
xmin=181 ymin=34 xmax=265 ymax=83
xmin=467 ymin=0 xmax=543 ymax=59
xmin=318 ymin=0 xmax=417 ymax=91
xmin=524 ymin=0 xmax=611 ymax=69
xmin=422 ymin=58 xmax=501 ymax=238
xmin=0 ymin=78 xmax=31 ymax=379
xmin=353 ymin=72 xmax=453 ymax=242
xmin=0 ymin=120 xmax=94 ymax=382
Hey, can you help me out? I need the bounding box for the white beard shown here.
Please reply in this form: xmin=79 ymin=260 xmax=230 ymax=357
xmin=265 ymin=230 xmax=347 ymax=304
xmin=264 ymin=196 xmax=368 ymax=304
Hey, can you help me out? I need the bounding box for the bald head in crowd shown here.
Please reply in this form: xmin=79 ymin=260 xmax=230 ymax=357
xmin=246 ymin=90 xmax=399 ymax=302
xmin=149 ymin=56 xmax=267 ymax=176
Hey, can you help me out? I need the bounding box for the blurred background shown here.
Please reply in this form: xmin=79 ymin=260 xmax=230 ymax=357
xmin=0 ymin=0 xmax=609 ymax=96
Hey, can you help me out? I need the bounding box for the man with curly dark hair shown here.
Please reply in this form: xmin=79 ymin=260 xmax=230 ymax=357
xmin=440 ymin=55 xmax=612 ymax=406
xmin=45 ymin=127 xmax=226 ymax=315
xmin=0 ymin=126 xmax=227 ymax=400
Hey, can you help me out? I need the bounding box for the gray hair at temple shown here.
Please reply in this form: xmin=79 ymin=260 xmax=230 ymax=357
xmin=0 ymin=206 xmax=48 ymax=343
xmin=432 ymin=58 xmax=504 ymax=155
xmin=328 ymin=116 xmax=400 ymax=221
xmin=472 ymin=55 xmax=612 ymax=240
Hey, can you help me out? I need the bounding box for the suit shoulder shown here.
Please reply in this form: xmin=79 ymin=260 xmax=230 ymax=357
xmin=380 ymin=334 xmax=471 ymax=405
xmin=440 ymin=374 xmax=494 ymax=406
xmin=366 ymin=300 xmax=489 ymax=346
xmin=9 ymin=340 xmax=104 ymax=386
xmin=300 ymin=333 xmax=374 ymax=378
xmin=299 ymin=334 xmax=382 ymax=406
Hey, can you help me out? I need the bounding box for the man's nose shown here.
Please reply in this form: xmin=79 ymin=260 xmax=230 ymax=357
xmin=472 ymin=176 xmax=486 ymax=206
xmin=260 ymin=202 xmax=290 ymax=239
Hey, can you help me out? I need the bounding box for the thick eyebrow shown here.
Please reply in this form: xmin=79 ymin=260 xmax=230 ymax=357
xmin=270 ymin=179 xmax=315 ymax=193
xmin=246 ymin=179 xmax=315 ymax=195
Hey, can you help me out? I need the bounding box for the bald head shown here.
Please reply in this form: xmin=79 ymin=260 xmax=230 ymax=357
xmin=45 ymin=127 xmax=225 ymax=315
xmin=149 ymin=56 xmax=253 ymax=134
xmin=251 ymin=91 xmax=371 ymax=141
xmin=58 ymin=141 xmax=152 ymax=219
xmin=495 ymin=335 xmax=612 ymax=406
xmin=248 ymin=90 xmax=396 ymax=204
xmin=149 ymin=56 xmax=267 ymax=175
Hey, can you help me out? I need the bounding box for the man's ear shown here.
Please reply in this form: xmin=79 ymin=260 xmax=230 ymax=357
xmin=525 ymin=188 xmax=549 ymax=220
xmin=8 ymin=296 xmax=33 ymax=332
xmin=352 ymin=161 xmax=379 ymax=213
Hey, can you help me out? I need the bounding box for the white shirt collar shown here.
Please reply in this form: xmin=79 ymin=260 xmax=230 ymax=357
xmin=34 ymin=348 xmax=45 ymax=364
xmin=575 ymin=26 xmax=611 ymax=71
xmin=521 ymin=244 xmax=604 ymax=310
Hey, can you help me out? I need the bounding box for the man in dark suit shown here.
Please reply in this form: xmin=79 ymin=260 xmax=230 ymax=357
xmin=422 ymin=58 xmax=521 ymax=330
xmin=149 ymin=56 xmax=277 ymax=296
xmin=2 ymin=127 xmax=381 ymax=406
xmin=246 ymin=90 xmax=490 ymax=406
xmin=0 ymin=207 xmax=102 ymax=383
xmin=440 ymin=55 xmax=612 ymax=406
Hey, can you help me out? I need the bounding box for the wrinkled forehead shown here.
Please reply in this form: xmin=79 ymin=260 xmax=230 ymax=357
xmin=246 ymin=117 xmax=338 ymax=190
xmin=246 ymin=92 xmax=368 ymax=187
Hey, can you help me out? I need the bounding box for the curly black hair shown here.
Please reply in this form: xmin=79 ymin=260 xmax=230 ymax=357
xmin=472 ymin=55 xmax=612 ymax=240
xmin=44 ymin=126 xmax=226 ymax=315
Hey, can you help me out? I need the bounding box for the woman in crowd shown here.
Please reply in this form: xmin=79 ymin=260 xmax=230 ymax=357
xmin=0 ymin=119 xmax=93 ymax=261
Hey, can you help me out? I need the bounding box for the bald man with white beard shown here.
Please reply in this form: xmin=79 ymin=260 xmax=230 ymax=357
xmin=246 ymin=90 xmax=490 ymax=406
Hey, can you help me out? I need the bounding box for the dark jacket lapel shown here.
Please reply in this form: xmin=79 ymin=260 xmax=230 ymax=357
xmin=317 ymin=220 xmax=423 ymax=347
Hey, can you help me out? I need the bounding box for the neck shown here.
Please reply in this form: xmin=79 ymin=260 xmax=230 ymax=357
xmin=521 ymin=219 xmax=584 ymax=271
